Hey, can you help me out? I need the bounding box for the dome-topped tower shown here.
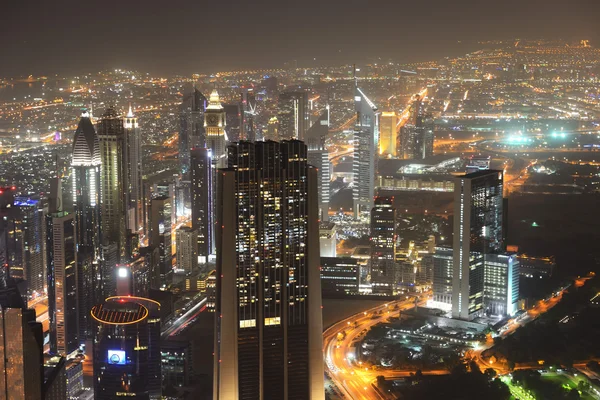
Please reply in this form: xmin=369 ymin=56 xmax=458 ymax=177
xmin=72 ymin=111 xmax=101 ymax=166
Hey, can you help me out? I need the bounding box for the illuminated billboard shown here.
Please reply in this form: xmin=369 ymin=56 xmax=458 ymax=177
xmin=107 ymin=350 xmax=126 ymax=365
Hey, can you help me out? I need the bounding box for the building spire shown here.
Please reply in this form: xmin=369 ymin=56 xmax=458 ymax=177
xmin=127 ymin=103 xmax=134 ymax=118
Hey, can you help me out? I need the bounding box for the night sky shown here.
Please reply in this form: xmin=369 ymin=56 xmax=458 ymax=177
xmin=1 ymin=0 xmax=598 ymax=76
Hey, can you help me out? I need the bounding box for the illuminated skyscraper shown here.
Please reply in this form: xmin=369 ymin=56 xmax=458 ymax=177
xmin=370 ymin=197 xmax=396 ymax=295
xmin=452 ymin=170 xmax=504 ymax=320
xmin=71 ymin=111 xmax=101 ymax=339
xmin=353 ymin=87 xmax=379 ymax=217
xmin=97 ymin=108 xmax=126 ymax=291
xmin=278 ymin=91 xmax=308 ymax=140
xmin=190 ymin=148 xmax=213 ymax=261
xmin=214 ymin=140 xmax=324 ymax=400
xmin=92 ymin=296 xmax=161 ymax=399
xmin=205 ymin=89 xmax=227 ymax=168
xmin=379 ymin=111 xmax=397 ymax=157
xmin=306 ymin=108 xmax=330 ymax=220
xmin=123 ymin=105 xmax=143 ymax=235
xmin=399 ymin=106 xmax=434 ymax=160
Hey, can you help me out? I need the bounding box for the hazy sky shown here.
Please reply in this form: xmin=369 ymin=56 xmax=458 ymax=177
xmin=1 ymin=0 xmax=598 ymax=76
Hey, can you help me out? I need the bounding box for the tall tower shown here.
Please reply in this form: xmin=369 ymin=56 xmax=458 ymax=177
xmin=379 ymin=111 xmax=398 ymax=157
xmin=179 ymin=88 xmax=207 ymax=217
xmin=452 ymin=170 xmax=504 ymax=320
xmin=71 ymin=111 xmax=101 ymax=340
xmin=179 ymin=88 xmax=206 ymax=178
xmin=46 ymin=210 xmax=78 ymax=355
xmin=190 ymin=148 xmax=213 ymax=261
xmin=278 ymin=91 xmax=308 ymax=140
xmin=204 ymin=89 xmax=227 ymax=168
xmin=150 ymin=196 xmax=172 ymax=285
xmin=97 ymin=108 xmax=126 ymax=259
xmin=353 ymin=86 xmax=379 ymax=217
xmin=306 ymin=108 xmax=330 ymax=221
xmin=214 ymin=140 xmax=324 ymax=400
xmin=370 ymin=197 xmax=396 ymax=295
xmin=124 ymin=105 xmax=143 ymax=235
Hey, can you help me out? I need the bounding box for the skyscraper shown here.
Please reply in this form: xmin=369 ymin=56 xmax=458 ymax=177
xmin=176 ymin=226 xmax=198 ymax=274
xmin=92 ymin=296 xmax=161 ymax=399
xmin=179 ymin=88 xmax=206 ymax=178
xmin=214 ymin=140 xmax=324 ymax=400
xmin=399 ymin=110 xmax=434 ymax=160
xmin=205 ymin=89 xmax=227 ymax=168
xmin=452 ymin=170 xmax=504 ymax=320
xmin=150 ymin=196 xmax=172 ymax=285
xmin=190 ymin=148 xmax=213 ymax=262
xmin=71 ymin=111 xmax=101 ymax=340
xmin=179 ymin=88 xmax=207 ymax=217
xmin=353 ymin=86 xmax=379 ymax=217
xmin=46 ymin=210 xmax=78 ymax=355
xmin=379 ymin=111 xmax=398 ymax=157
xmin=431 ymin=246 xmax=453 ymax=311
xmin=370 ymin=197 xmax=396 ymax=295
xmin=223 ymin=104 xmax=242 ymax=143
xmin=123 ymin=105 xmax=143 ymax=235
xmin=278 ymin=91 xmax=308 ymax=140
xmin=0 ymin=281 xmax=44 ymax=400
xmin=240 ymin=89 xmax=256 ymax=142
xmin=97 ymin=108 xmax=126 ymax=255
xmin=306 ymin=108 xmax=330 ymax=221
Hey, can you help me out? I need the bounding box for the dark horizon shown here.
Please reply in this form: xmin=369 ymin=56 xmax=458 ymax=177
xmin=1 ymin=0 xmax=599 ymax=77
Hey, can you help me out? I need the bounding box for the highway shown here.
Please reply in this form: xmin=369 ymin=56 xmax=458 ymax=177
xmin=161 ymin=296 xmax=207 ymax=339
xmin=323 ymin=297 xmax=429 ymax=399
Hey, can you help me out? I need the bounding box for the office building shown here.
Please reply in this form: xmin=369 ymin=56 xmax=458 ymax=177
xmin=320 ymin=257 xmax=360 ymax=296
xmin=0 ymin=194 xmax=46 ymax=298
xmin=214 ymin=140 xmax=324 ymax=400
xmin=518 ymin=255 xmax=555 ymax=279
xmin=319 ymin=221 xmax=336 ymax=258
xmin=370 ymin=197 xmax=397 ymax=295
xmin=92 ymin=296 xmax=161 ymax=399
xmin=66 ymin=359 xmax=84 ymax=398
xmin=452 ymin=170 xmax=504 ymax=320
xmin=265 ymin=116 xmax=279 ymax=141
xmin=379 ymin=111 xmax=398 ymax=157
xmin=190 ymin=148 xmax=213 ymax=261
xmin=353 ymin=87 xmax=379 ymax=217
xmin=431 ymin=247 xmax=453 ymax=311
xmin=176 ymin=226 xmax=198 ymax=274
xmin=97 ymin=107 xmax=127 ymax=261
xmin=46 ymin=210 xmax=78 ymax=355
xmin=71 ymin=111 xmax=102 ymax=339
xmin=306 ymin=108 xmax=330 ymax=221
xmin=161 ymin=341 xmax=194 ymax=387
xmin=0 ymin=282 xmax=43 ymax=400
xmin=240 ymin=89 xmax=256 ymax=141
xmin=483 ymin=253 xmax=519 ymax=316
xmin=278 ymin=91 xmax=308 ymax=140
xmin=43 ymin=355 xmax=66 ymax=400
xmin=150 ymin=196 xmax=172 ymax=285
xmin=124 ymin=105 xmax=144 ymax=235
